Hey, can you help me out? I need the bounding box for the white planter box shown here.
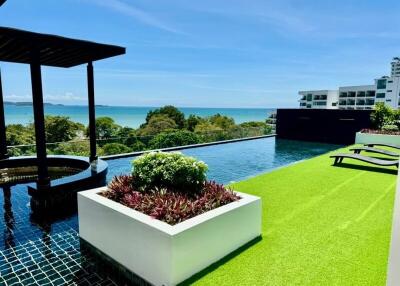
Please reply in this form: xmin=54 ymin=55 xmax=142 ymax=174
xmin=78 ymin=187 xmax=262 ymax=286
xmin=355 ymin=132 xmax=400 ymax=145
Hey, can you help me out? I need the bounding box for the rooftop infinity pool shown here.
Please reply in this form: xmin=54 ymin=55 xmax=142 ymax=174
xmin=107 ymin=137 xmax=341 ymax=184
xmin=0 ymin=137 xmax=341 ymax=285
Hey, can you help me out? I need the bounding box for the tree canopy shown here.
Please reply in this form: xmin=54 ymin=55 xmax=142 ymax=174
xmin=88 ymin=117 xmax=121 ymax=139
xmin=137 ymin=114 xmax=177 ymax=136
xmin=45 ymin=115 xmax=84 ymax=143
xmin=145 ymin=105 xmax=185 ymax=129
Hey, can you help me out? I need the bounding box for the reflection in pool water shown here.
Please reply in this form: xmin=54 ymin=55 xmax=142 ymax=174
xmin=0 ymin=138 xmax=341 ymax=285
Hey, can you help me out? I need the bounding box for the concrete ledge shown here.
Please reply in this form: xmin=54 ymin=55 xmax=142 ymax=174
xmin=100 ymin=134 xmax=276 ymax=160
xmin=78 ymin=187 xmax=262 ymax=286
xmin=386 ymin=168 xmax=400 ymax=286
xmin=355 ymin=132 xmax=400 ymax=145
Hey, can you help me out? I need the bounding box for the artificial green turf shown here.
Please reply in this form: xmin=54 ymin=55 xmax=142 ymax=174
xmin=184 ymin=145 xmax=398 ymax=286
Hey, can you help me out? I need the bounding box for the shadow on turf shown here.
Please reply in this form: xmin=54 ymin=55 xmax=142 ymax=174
xmin=331 ymin=162 xmax=398 ymax=175
xmin=178 ymin=236 xmax=262 ymax=286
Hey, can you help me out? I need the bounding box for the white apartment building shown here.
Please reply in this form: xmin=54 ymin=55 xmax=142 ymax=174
xmin=391 ymin=57 xmax=400 ymax=77
xmin=299 ymin=90 xmax=339 ymax=109
xmin=299 ymin=57 xmax=400 ymax=110
xmin=338 ymin=85 xmax=375 ymax=110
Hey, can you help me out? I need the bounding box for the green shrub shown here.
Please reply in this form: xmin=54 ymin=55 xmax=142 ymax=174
xmin=102 ymin=143 xmax=131 ymax=155
xmin=382 ymin=124 xmax=399 ymax=132
xmin=186 ymin=114 xmax=203 ymax=131
xmin=132 ymin=152 xmax=208 ymax=193
xmin=53 ymin=140 xmax=91 ymax=156
xmin=149 ymin=130 xmax=202 ymax=149
xmin=239 ymin=121 xmax=273 ymax=135
xmin=208 ymin=114 xmax=235 ymax=129
xmin=129 ymin=140 xmax=147 ymax=152
xmin=371 ymin=103 xmax=395 ymax=130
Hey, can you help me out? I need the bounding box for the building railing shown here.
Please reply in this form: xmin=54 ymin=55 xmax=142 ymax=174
xmin=6 ymin=127 xmax=272 ymax=157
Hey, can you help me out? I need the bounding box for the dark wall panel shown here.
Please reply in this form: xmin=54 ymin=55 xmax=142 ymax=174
xmin=276 ymin=109 xmax=373 ymax=145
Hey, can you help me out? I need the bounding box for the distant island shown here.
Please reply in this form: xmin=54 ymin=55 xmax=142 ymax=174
xmin=4 ymin=101 xmax=109 ymax=107
xmin=5 ymin=101 xmax=64 ymax=107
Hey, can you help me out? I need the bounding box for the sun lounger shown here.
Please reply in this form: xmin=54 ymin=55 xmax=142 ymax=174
xmin=364 ymin=143 xmax=400 ymax=150
xmin=330 ymin=153 xmax=399 ymax=168
xmin=349 ymin=147 xmax=399 ymax=157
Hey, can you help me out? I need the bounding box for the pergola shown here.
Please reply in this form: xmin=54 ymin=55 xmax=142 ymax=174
xmin=0 ymin=27 xmax=125 ymax=190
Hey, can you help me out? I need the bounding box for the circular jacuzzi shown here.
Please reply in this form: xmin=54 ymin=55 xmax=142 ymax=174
xmin=0 ymin=155 xmax=108 ymax=212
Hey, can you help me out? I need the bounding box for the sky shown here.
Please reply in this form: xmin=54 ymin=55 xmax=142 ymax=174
xmin=1 ymin=0 xmax=400 ymax=108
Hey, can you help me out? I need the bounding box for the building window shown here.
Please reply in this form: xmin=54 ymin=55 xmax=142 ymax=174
xmin=332 ymin=102 xmax=337 ymax=106
xmin=386 ymin=99 xmax=392 ymax=102
xmin=367 ymin=91 xmax=375 ymax=97
xmin=377 ymin=79 xmax=387 ymax=89
xmin=388 ymin=80 xmax=393 ymax=83
xmin=387 ymin=90 xmax=393 ymax=92
xmin=376 ymin=93 xmax=386 ymax=98
xmin=306 ymin=94 xmax=312 ymax=101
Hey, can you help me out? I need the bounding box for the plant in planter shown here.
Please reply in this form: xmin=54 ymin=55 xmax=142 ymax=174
xmin=101 ymin=152 xmax=240 ymax=225
xmin=357 ymin=103 xmax=400 ymax=142
xmin=78 ymin=151 xmax=261 ymax=286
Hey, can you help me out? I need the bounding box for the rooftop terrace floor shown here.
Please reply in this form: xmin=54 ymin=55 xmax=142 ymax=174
xmin=185 ymin=145 xmax=398 ymax=285
xmin=0 ymin=143 xmax=397 ymax=285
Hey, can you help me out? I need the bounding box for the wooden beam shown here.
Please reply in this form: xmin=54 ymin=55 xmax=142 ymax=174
xmin=30 ymin=50 xmax=50 ymax=189
xmin=0 ymin=68 xmax=8 ymax=159
xmin=87 ymin=61 xmax=97 ymax=162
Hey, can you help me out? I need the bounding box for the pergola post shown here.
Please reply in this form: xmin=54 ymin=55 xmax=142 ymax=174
xmin=0 ymin=68 xmax=9 ymax=159
xmin=30 ymin=50 xmax=50 ymax=189
xmin=87 ymin=61 xmax=97 ymax=163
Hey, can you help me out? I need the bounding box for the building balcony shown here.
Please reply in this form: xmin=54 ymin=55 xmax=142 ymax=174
xmin=356 ymin=91 xmax=366 ymax=97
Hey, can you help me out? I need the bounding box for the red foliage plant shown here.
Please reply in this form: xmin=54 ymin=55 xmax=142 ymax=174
xmin=101 ymin=175 xmax=241 ymax=225
xmin=360 ymin=128 xmax=400 ymax=135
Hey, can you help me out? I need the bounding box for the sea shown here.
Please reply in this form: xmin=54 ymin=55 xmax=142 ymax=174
xmin=4 ymin=104 xmax=276 ymax=128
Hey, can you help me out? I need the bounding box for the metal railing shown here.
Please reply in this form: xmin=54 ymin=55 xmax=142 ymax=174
xmin=6 ymin=127 xmax=272 ymax=157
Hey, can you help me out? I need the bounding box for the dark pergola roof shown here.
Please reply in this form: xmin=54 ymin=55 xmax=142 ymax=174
xmin=0 ymin=27 xmax=126 ymax=68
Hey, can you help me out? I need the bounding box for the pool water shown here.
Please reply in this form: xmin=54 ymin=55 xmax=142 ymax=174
xmin=0 ymin=138 xmax=341 ymax=285
xmin=107 ymin=138 xmax=341 ymax=184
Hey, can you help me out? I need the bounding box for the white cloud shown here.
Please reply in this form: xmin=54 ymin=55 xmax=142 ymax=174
xmin=5 ymin=92 xmax=86 ymax=103
xmin=96 ymin=68 xmax=221 ymax=79
xmin=44 ymin=92 xmax=86 ymax=102
xmin=86 ymin=0 xmax=182 ymax=34
xmin=4 ymin=94 xmax=31 ymax=101
xmin=174 ymin=0 xmax=315 ymax=34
